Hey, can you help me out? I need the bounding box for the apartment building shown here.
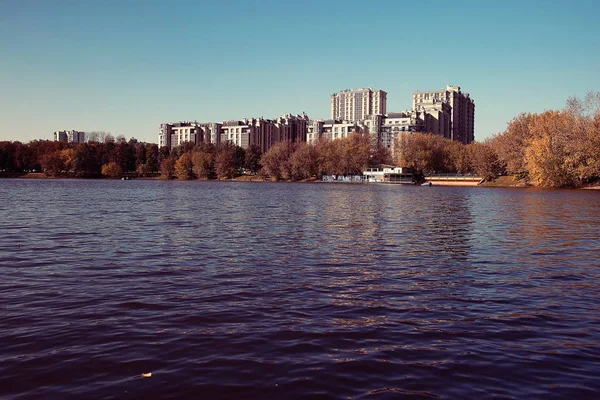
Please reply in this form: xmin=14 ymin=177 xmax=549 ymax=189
xmin=54 ymin=130 xmax=85 ymax=143
xmin=159 ymin=122 xmax=222 ymax=149
xmin=307 ymin=111 xmax=424 ymax=151
xmin=160 ymin=114 xmax=309 ymax=153
xmin=330 ymin=88 xmax=387 ymax=122
xmin=412 ymin=85 xmax=475 ymax=144
xmin=380 ymin=112 xmax=419 ymax=148
xmin=159 ymin=84 xmax=475 ymax=152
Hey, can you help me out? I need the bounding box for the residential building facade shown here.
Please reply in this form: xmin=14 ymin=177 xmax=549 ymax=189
xmin=159 ymin=85 xmax=475 ymax=152
xmin=412 ymin=85 xmax=475 ymax=144
xmin=331 ymin=88 xmax=387 ymax=122
xmin=54 ymin=130 xmax=85 ymax=143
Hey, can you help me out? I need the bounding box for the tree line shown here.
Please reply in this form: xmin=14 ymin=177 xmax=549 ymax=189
xmin=0 ymin=132 xmax=392 ymax=180
xmin=394 ymin=91 xmax=600 ymax=187
xmin=0 ymin=138 xmax=163 ymax=178
xmin=2 ymin=92 xmax=598 ymax=187
xmin=489 ymin=92 xmax=600 ymax=187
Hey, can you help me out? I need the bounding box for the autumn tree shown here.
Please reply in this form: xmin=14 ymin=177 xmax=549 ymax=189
xmin=341 ymin=132 xmax=372 ymax=174
xmin=315 ymin=138 xmax=343 ymax=176
xmin=41 ymin=151 xmax=65 ymax=176
xmin=395 ymin=133 xmax=446 ymax=173
xmin=101 ymin=161 xmax=124 ymax=178
xmin=369 ymin=144 xmax=393 ymax=169
xmin=214 ymin=144 xmax=237 ymax=179
xmin=467 ymin=141 xmax=502 ymax=180
xmin=192 ymin=151 xmax=214 ymax=179
xmin=60 ymin=148 xmax=76 ymax=172
xmin=261 ymin=141 xmax=294 ymax=180
xmin=443 ymin=140 xmax=471 ymax=173
xmin=174 ymin=152 xmax=194 ymax=180
xmin=524 ymin=110 xmax=579 ymax=187
xmin=160 ymin=158 xmax=175 ymax=179
xmin=490 ymin=113 xmax=536 ymax=177
xmin=289 ymin=142 xmax=318 ymax=180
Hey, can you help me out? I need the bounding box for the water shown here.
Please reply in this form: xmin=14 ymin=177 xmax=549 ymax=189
xmin=1 ymin=179 xmax=599 ymax=399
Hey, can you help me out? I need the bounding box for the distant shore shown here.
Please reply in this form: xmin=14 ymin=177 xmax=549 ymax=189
xmin=2 ymin=172 xmax=599 ymax=189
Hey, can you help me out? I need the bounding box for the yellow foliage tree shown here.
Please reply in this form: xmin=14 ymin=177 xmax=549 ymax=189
xmin=60 ymin=148 xmax=76 ymax=172
xmin=101 ymin=161 xmax=123 ymax=178
xmin=174 ymin=152 xmax=193 ymax=180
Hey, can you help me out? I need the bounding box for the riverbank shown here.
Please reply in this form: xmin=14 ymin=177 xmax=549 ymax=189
xmin=480 ymin=175 xmax=529 ymax=187
xmin=3 ymin=172 xmax=600 ymax=189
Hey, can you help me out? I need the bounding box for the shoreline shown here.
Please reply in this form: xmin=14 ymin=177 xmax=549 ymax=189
xmin=2 ymin=172 xmax=600 ymax=189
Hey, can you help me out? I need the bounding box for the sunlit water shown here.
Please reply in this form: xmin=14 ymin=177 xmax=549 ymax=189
xmin=1 ymin=179 xmax=599 ymax=399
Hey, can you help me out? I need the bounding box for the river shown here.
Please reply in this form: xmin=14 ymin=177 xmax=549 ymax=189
xmin=1 ymin=179 xmax=599 ymax=399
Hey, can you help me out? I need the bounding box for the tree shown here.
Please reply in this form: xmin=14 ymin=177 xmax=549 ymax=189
xmin=146 ymin=144 xmax=159 ymax=173
xmin=491 ymin=113 xmax=535 ymax=177
xmin=369 ymin=144 xmax=392 ymax=169
xmin=395 ymin=133 xmax=445 ymax=173
xmin=443 ymin=140 xmax=471 ymax=173
xmin=60 ymin=148 xmax=76 ymax=172
xmin=160 ymin=158 xmax=175 ymax=179
xmin=134 ymin=141 xmax=146 ymax=169
xmin=0 ymin=141 xmax=17 ymax=171
xmin=13 ymin=142 xmax=36 ymax=172
xmin=524 ymin=110 xmax=577 ymax=187
xmin=233 ymin=145 xmax=246 ymax=173
xmin=73 ymin=143 xmax=101 ymax=177
xmin=315 ymin=138 xmax=343 ymax=176
xmin=101 ymin=161 xmax=124 ymax=178
xmin=174 ymin=152 xmax=194 ymax=180
xmin=214 ymin=145 xmax=237 ymax=179
xmin=341 ymin=132 xmax=371 ymax=174
xmin=244 ymin=144 xmax=262 ymax=174
xmin=289 ymin=142 xmax=318 ymax=180
xmin=468 ymin=141 xmax=502 ymax=180
xmin=192 ymin=151 xmax=214 ymax=179
xmin=41 ymin=150 xmax=65 ymax=176
xmin=260 ymin=141 xmax=294 ymax=180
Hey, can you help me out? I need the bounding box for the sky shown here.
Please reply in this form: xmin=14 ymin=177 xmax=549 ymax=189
xmin=1 ymin=0 xmax=599 ymax=144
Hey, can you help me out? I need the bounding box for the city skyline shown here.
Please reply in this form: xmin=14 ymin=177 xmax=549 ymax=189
xmin=1 ymin=0 xmax=599 ymax=144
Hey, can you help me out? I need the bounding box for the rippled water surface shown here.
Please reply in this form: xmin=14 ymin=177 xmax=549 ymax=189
xmin=1 ymin=179 xmax=600 ymax=399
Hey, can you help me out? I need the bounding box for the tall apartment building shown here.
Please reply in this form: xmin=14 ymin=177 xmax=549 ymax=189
xmin=412 ymin=85 xmax=475 ymax=144
xmin=54 ymin=130 xmax=85 ymax=143
xmin=330 ymin=88 xmax=387 ymax=122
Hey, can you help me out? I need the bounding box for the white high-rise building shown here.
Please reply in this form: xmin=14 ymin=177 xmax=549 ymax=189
xmin=331 ymin=88 xmax=387 ymax=122
xmin=412 ymin=85 xmax=475 ymax=144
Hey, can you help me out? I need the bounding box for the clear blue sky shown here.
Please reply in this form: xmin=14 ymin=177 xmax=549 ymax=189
xmin=1 ymin=0 xmax=599 ymax=143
